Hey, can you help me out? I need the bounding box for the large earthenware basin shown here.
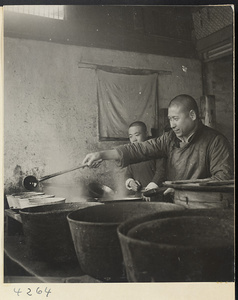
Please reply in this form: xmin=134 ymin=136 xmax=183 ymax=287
xmin=117 ymin=208 xmax=234 ymax=282
xmin=19 ymin=202 xmax=102 ymax=264
xmin=67 ymin=202 xmax=184 ymax=282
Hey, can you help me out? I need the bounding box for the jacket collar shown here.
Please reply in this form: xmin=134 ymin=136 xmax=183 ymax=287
xmin=170 ymin=120 xmax=204 ymax=147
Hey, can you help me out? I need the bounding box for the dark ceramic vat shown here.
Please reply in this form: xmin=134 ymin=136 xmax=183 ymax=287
xmin=67 ymin=202 xmax=184 ymax=281
xmin=117 ymin=208 xmax=234 ymax=282
xmin=19 ymin=202 xmax=102 ymax=264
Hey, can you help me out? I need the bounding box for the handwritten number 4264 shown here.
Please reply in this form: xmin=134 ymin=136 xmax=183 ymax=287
xmin=14 ymin=287 xmax=51 ymax=297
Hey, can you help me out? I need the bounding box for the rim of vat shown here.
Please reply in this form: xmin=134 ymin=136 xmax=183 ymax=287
xmin=67 ymin=209 xmax=121 ymax=226
xmin=19 ymin=202 xmax=102 ymax=215
xmin=117 ymin=209 xmax=234 ymax=249
xmin=66 ymin=202 xmax=184 ymax=226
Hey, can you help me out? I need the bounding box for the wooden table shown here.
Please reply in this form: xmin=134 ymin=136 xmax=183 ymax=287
xmin=4 ymin=235 xmax=102 ymax=283
xmin=4 ymin=209 xmax=101 ymax=283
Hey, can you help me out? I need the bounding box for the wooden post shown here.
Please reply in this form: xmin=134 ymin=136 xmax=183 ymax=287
xmin=200 ymin=95 xmax=216 ymax=128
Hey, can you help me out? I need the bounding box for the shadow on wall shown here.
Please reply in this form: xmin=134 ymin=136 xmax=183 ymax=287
xmin=4 ymin=165 xmax=36 ymax=194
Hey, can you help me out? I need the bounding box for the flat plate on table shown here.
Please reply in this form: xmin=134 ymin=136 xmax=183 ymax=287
xmin=163 ymin=182 xmax=234 ymax=192
xmin=27 ymin=195 xmax=55 ymax=201
xmin=6 ymin=195 xmax=65 ymax=209
xmin=11 ymin=192 xmax=45 ymax=198
xmin=28 ymin=197 xmax=66 ymax=205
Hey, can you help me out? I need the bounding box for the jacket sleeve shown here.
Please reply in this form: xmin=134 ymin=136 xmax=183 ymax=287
xmin=124 ymin=165 xmax=135 ymax=189
xmin=208 ymin=134 xmax=234 ymax=180
xmin=124 ymin=165 xmax=133 ymax=180
xmin=116 ymin=134 xmax=168 ymax=168
xmin=151 ymin=158 xmax=167 ymax=186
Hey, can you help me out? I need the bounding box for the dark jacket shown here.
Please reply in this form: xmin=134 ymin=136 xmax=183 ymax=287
xmin=116 ymin=122 xmax=233 ymax=181
xmin=125 ymin=158 xmax=166 ymax=188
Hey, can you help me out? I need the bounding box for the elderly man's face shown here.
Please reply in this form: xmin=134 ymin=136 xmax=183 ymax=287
xmin=168 ymin=104 xmax=196 ymax=140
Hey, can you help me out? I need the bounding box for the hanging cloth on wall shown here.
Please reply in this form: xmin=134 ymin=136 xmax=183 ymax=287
xmin=97 ymin=70 xmax=158 ymax=139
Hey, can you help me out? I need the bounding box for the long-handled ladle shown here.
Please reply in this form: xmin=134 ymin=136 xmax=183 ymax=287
xmin=23 ymin=164 xmax=88 ymax=191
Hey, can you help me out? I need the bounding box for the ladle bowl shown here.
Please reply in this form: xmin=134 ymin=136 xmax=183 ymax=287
xmin=23 ymin=176 xmax=39 ymax=190
xmin=23 ymin=164 xmax=88 ymax=190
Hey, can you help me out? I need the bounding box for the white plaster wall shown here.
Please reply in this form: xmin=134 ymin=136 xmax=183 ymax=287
xmin=4 ymin=37 xmax=202 ymax=195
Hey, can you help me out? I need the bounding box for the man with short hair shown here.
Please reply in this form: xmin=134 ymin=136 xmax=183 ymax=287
xmin=125 ymin=121 xmax=166 ymax=193
xmin=83 ymin=94 xmax=233 ymax=184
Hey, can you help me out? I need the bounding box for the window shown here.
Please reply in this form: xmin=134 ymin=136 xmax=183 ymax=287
xmin=4 ymin=5 xmax=65 ymax=20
